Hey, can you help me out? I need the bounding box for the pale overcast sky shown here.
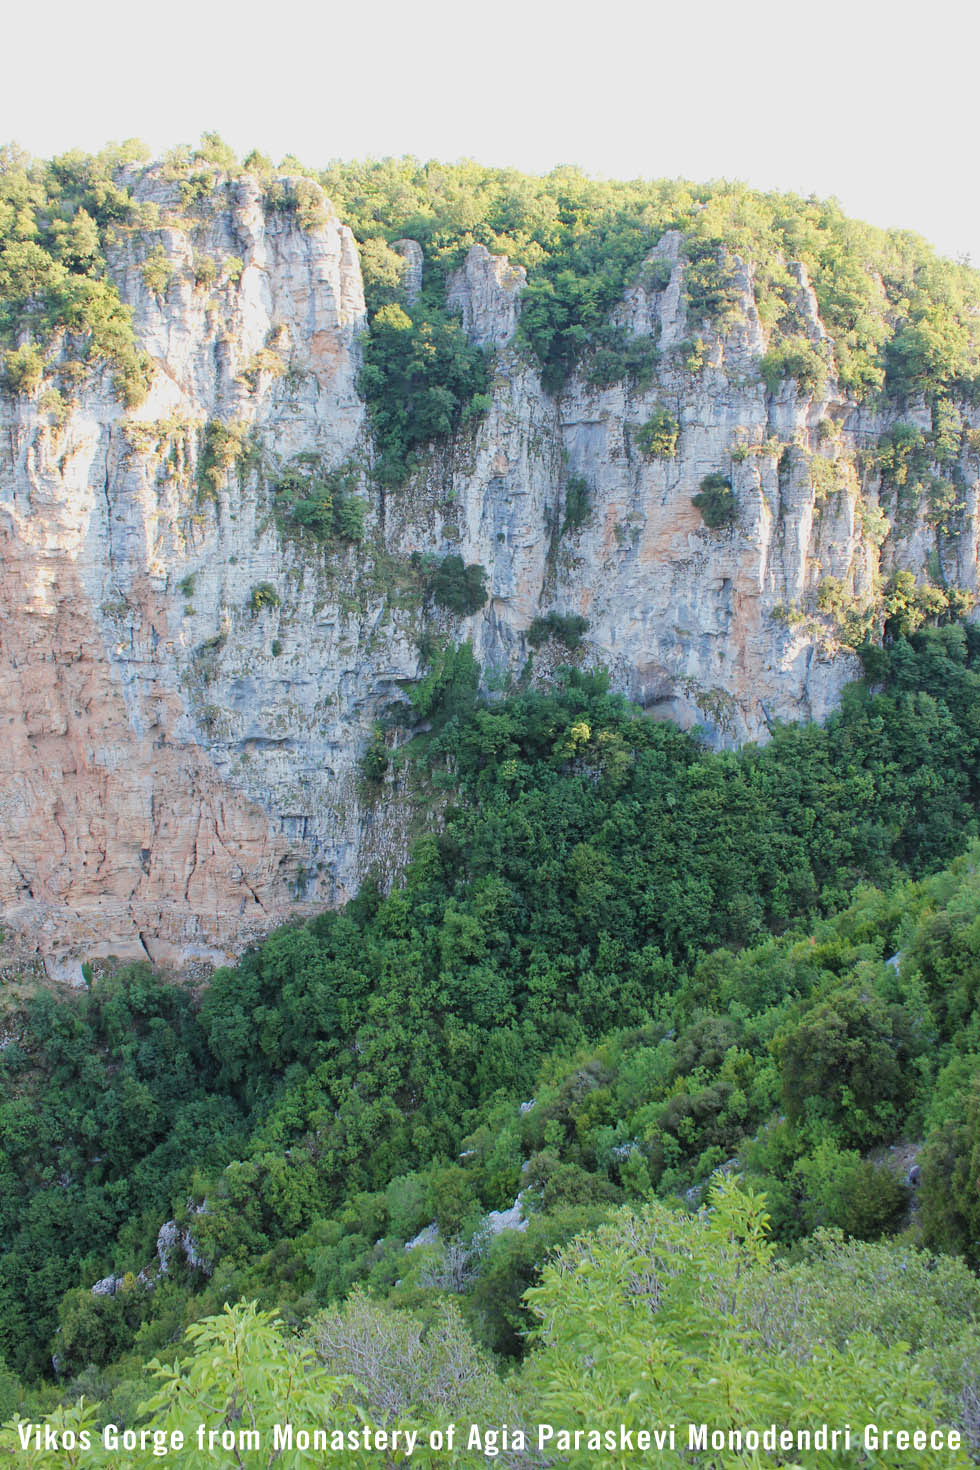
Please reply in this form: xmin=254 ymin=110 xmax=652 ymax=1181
xmin=5 ymin=0 xmax=978 ymax=264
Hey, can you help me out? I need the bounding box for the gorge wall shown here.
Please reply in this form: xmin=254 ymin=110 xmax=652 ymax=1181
xmin=2 ymin=165 xmax=978 ymax=977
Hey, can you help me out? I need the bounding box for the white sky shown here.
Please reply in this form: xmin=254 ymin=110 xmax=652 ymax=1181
xmin=5 ymin=0 xmax=978 ymax=265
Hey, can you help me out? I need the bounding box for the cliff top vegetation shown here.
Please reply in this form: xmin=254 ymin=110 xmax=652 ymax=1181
xmin=3 ymin=138 xmax=980 ymax=474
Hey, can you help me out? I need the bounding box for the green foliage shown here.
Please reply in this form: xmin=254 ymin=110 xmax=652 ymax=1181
xmin=0 ymin=966 xmax=244 ymax=1377
xmin=2 ymin=343 xmax=45 ymax=396
xmin=360 ymin=724 xmax=389 ymax=788
xmin=878 ymin=421 xmax=930 ymax=485
xmin=57 ymin=1277 xmax=152 ymax=1376
xmin=193 ymin=132 xmax=237 ymax=173
xmin=407 ymin=639 xmax=480 ymax=728
xmin=272 ymin=458 xmax=367 ymax=545
xmin=325 ymin=159 xmax=980 ymax=404
xmin=309 ymin=1287 xmax=524 ymax=1436
xmin=0 ymin=143 xmax=152 ymax=406
xmin=919 ymin=1079 xmax=980 ymax=1266
xmin=634 ymin=406 xmax=679 ymax=458
xmin=6 ymin=146 xmax=980 ymax=433
xmin=140 ymin=246 xmax=172 ymax=296
xmin=138 ymin=1301 xmax=374 ymax=1468
xmin=775 ymin=984 xmax=922 ymax=1146
xmin=263 ymin=176 xmax=330 ymax=232
xmin=932 ymin=396 xmax=964 ymax=463
xmin=786 ymin=1140 xmax=909 ymax=1238
xmin=676 ymin=335 xmax=708 ymax=373
xmin=684 ymin=242 xmax=744 ymax=325
xmin=886 ymin=300 xmax=977 ymax=401
xmin=248 ymin=582 xmax=280 ymax=614
xmin=526 ymin=612 xmax=590 ymax=650
xmin=237 ymin=346 xmax=286 ymax=392
xmin=522 ymin=1177 xmax=972 ymax=1467
xmin=817 ymin=575 xmax=876 ymax=647
xmin=693 ymin=472 xmax=737 ymax=528
xmin=428 ymin=555 xmax=488 ymax=616
xmin=7 ymin=628 xmax=980 ymax=1386
xmin=883 ymin=570 xmax=975 ymax=638
xmin=759 ymin=333 xmax=827 ymax=395
xmin=877 ymin=421 xmax=933 ymax=522
xmin=196 ymin=419 xmax=253 ymax=501
xmin=583 ymin=325 xmax=659 ymax=390
xmin=358 ymin=300 xmax=490 ymax=486
xmin=560 ymin=474 xmax=591 ymax=534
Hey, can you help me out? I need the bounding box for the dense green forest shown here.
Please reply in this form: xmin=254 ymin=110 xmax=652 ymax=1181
xmin=4 ymin=138 xmax=980 ymax=1463
xmin=1 ymin=627 xmax=980 ymax=1462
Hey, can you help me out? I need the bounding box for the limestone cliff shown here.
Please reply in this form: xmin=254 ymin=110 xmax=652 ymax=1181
xmin=1 ymin=168 xmax=977 ymax=976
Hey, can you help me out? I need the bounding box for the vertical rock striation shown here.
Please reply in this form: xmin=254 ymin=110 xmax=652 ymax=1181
xmin=1 ymin=170 xmax=977 ymax=973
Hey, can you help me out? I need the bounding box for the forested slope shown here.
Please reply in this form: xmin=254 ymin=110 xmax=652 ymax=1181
xmin=0 ymin=628 xmax=978 ymax=1464
xmin=3 ymin=142 xmax=980 ymax=1464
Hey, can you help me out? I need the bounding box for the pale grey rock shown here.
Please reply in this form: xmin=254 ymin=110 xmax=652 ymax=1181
xmin=156 ymin=1219 xmax=179 ymax=1271
xmin=481 ymin=1194 xmax=529 ymax=1236
xmin=156 ymin=1207 xmax=211 ymax=1275
xmin=611 ymin=1140 xmax=639 ymax=1161
xmin=404 ymin=1222 xmax=439 ymax=1251
xmin=447 ymin=244 xmax=526 ymax=346
xmin=392 ymin=239 xmax=424 ymax=302
xmin=1 ymin=165 xmax=978 ymax=970
xmin=91 ymin=1275 xmax=124 ymax=1296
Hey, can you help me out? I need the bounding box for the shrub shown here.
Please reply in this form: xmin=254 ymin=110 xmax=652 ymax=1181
xmin=264 ymin=176 xmax=330 ymax=231
xmin=331 ymin=491 xmax=367 ymax=542
xmin=273 ymin=459 xmax=367 ymax=545
xmin=193 ymin=254 xmax=218 ymax=290
xmin=359 ymin=300 xmax=490 ymax=486
xmin=882 ymin=571 xmax=975 ymax=638
xmin=641 ymin=256 xmax=674 ymax=292
xmin=919 ymin=1082 xmax=980 ymax=1266
xmin=113 ymin=350 xmax=154 ymax=409
xmin=360 ymin=725 xmax=389 ymax=787
xmin=877 ymin=422 xmax=929 ymax=490
xmin=2 ymin=343 xmax=45 ymax=396
xmin=194 ymin=132 xmax=237 ymax=172
xmin=676 ymin=337 xmax=708 ymax=374
xmin=931 ymin=397 xmax=963 ymax=465
xmin=693 ymin=473 xmax=737 ymax=528
xmin=634 ymin=407 xmax=679 ymax=458
xmin=584 ymin=326 xmax=659 ymax=389
xmin=237 ymin=347 xmax=286 ymax=392
xmin=430 ymin=555 xmax=488 ymax=616
xmin=249 ymin=582 xmax=280 ymax=613
xmin=197 ymin=419 xmax=253 ymax=500
xmin=683 ymin=246 xmax=743 ymax=325
xmin=759 ymin=335 xmax=827 ymax=395
xmin=140 ymin=246 xmax=173 ymax=296
xmin=561 ymin=475 xmax=591 ymax=534
xmin=526 ymin=612 xmax=590 ymax=650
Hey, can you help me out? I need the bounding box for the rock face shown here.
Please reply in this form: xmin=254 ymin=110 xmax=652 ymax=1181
xmin=447 ymin=244 xmax=526 ymax=347
xmin=1 ymin=169 xmax=978 ymax=974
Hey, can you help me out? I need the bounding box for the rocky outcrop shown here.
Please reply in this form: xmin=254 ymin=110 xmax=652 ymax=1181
xmin=2 ymin=167 xmax=978 ymax=973
xmin=391 ymin=239 xmax=424 ymax=303
xmin=0 ymin=168 xmax=382 ymax=979
xmin=447 ymin=244 xmax=526 ymax=347
xmin=156 ymin=1207 xmax=211 ymax=1276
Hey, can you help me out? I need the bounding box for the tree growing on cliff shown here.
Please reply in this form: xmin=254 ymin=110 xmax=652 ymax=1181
xmin=693 ymin=473 xmax=737 ymax=528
